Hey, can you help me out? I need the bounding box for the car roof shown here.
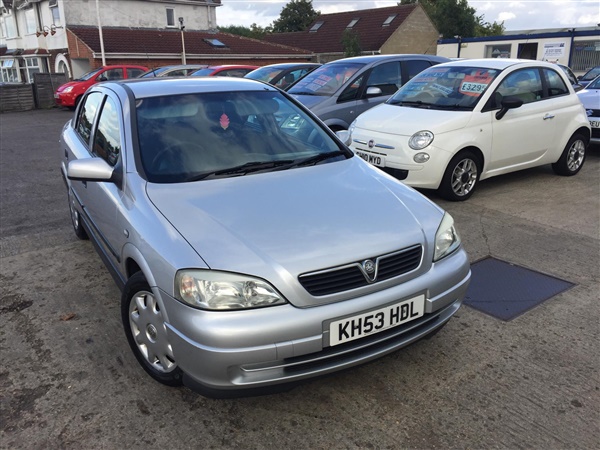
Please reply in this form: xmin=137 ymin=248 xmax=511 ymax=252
xmin=324 ymin=54 xmax=450 ymax=65
xmin=207 ymin=65 xmax=259 ymax=70
xmin=253 ymin=63 xmax=321 ymax=69
xmin=109 ymin=76 xmax=278 ymax=98
xmin=437 ymin=58 xmax=560 ymax=71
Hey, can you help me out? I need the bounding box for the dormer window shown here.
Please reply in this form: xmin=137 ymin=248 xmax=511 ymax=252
xmin=347 ymin=19 xmax=359 ymax=29
xmin=383 ymin=14 xmax=397 ymax=26
xmin=309 ymin=21 xmax=324 ymax=32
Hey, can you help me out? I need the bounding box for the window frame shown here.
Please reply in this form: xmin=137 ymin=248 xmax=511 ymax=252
xmin=166 ymin=8 xmax=176 ymax=27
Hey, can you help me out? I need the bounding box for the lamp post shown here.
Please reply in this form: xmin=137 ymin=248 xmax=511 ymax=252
xmin=454 ymin=35 xmax=462 ymax=58
xmin=179 ymin=17 xmax=186 ymax=64
xmin=96 ymin=0 xmax=106 ymax=65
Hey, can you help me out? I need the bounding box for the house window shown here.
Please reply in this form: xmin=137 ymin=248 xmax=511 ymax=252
xmin=486 ymin=44 xmax=511 ymax=58
xmin=347 ymin=19 xmax=359 ymax=29
xmin=4 ymin=12 xmax=18 ymax=38
xmin=309 ymin=21 xmax=324 ymax=32
xmin=24 ymin=57 xmax=43 ymax=83
xmin=0 ymin=17 xmax=6 ymax=38
xmin=166 ymin=8 xmax=175 ymax=27
xmin=1 ymin=59 xmax=20 ymax=83
xmin=383 ymin=15 xmax=397 ymax=26
xmin=50 ymin=3 xmax=62 ymax=27
xmin=25 ymin=7 xmax=37 ymax=35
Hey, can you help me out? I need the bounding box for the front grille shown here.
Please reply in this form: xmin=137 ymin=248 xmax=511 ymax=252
xmin=299 ymin=245 xmax=422 ymax=296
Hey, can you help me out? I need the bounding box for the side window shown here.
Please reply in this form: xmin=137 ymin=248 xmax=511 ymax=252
xmin=93 ymin=97 xmax=121 ymax=167
xmin=544 ymin=68 xmax=569 ymax=97
xmin=495 ymin=69 xmax=543 ymax=105
xmin=127 ymin=68 xmax=145 ymax=78
xmin=76 ymin=92 xmax=103 ymax=145
xmin=366 ymin=62 xmax=401 ymax=95
xmin=338 ymin=74 xmax=364 ymax=102
xmin=404 ymin=60 xmax=432 ymax=81
xmin=99 ymin=68 xmax=124 ymax=81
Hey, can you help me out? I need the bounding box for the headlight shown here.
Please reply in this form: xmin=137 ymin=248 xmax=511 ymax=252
xmin=175 ymin=270 xmax=287 ymax=310
xmin=433 ymin=213 xmax=461 ymax=261
xmin=409 ymin=131 xmax=434 ymax=150
xmin=63 ymin=86 xmax=73 ymax=93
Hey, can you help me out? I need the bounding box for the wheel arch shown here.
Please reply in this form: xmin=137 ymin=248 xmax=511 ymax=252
xmin=122 ymin=243 xmax=157 ymax=288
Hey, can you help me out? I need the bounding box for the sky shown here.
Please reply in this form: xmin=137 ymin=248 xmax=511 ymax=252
xmin=215 ymin=1 xmax=600 ymax=32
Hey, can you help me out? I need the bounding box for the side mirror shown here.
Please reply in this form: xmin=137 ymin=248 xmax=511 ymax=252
xmin=495 ymin=96 xmax=524 ymax=120
xmin=365 ymin=86 xmax=383 ymax=98
xmin=336 ymin=130 xmax=351 ymax=146
xmin=67 ymin=158 xmax=114 ymax=182
xmin=573 ymin=83 xmax=584 ymax=92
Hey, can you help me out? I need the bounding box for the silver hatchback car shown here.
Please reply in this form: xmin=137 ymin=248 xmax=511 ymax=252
xmin=61 ymin=77 xmax=471 ymax=396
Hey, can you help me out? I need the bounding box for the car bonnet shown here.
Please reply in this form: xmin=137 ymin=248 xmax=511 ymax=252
xmin=145 ymin=157 xmax=440 ymax=307
xmin=356 ymin=103 xmax=473 ymax=136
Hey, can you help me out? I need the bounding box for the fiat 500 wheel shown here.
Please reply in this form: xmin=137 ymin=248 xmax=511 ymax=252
xmin=552 ymin=133 xmax=587 ymax=176
xmin=438 ymin=150 xmax=482 ymax=201
xmin=121 ymin=272 xmax=183 ymax=386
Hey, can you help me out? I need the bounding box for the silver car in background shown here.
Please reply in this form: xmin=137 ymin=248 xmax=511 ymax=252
xmin=60 ymin=77 xmax=470 ymax=397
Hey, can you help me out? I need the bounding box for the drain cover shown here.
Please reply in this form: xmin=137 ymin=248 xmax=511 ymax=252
xmin=464 ymin=257 xmax=574 ymax=321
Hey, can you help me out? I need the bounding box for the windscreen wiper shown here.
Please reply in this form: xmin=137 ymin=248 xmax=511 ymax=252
xmin=281 ymin=150 xmax=347 ymax=169
xmin=389 ymin=100 xmax=432 ymax=108
xmin=185 ymin=160 xmax=294 ymax=182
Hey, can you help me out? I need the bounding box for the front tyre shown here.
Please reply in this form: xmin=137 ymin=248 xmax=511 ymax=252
xmin=121 ymin=272 xmax=183 ymax=386
xmin=552 ymin=133 xmax=587 ymax=176
xmin=438 ymin=150 xmax=482 ymax=201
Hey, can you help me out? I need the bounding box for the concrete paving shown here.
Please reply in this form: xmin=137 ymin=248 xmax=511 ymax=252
xmin=1 ymin=108 xmax=598 ymax=449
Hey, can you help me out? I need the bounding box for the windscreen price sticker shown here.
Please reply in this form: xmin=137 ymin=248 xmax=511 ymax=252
xmin=460 ymin=81 xmax=488 ymax=95
xmin=329 ymin=295 xmax=425 ymax=346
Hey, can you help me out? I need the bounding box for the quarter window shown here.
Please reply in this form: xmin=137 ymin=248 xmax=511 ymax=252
xmin=93 ymin=97 xmax=122 ymax=167
xmin=127 ymin=68 xmax=145 ymax=78
xmin=76 ymin=92 xmax=103 ymax=145
xmin=544 ymin=68 xmax=569 ymax=97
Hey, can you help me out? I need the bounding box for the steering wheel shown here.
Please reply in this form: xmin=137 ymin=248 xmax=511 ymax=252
xmin=151 ymin=140 xmax=200 ymax=173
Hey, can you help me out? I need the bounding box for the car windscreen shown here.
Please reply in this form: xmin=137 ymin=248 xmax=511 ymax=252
xmin=136 ymin=90 xmax=348 ymax=183
xmin=245 ymin=67 xmax=284 ymax=83
xmin=287 ymin=63 xmax=364 ymax=96
xmin=190 ymin=68 xmax=216 ymax=77
xmin=77 ymin=68 xmax=104 ymax=81
xmin=582 ymin=67 xmax=600 ymax=81
xmin=586 ymin=75 xmax=600 ymax=89
xmin=387 ymin=66 xmax=501 ymax=111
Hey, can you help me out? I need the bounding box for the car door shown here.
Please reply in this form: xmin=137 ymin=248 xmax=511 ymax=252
xmin=487 ymin=68 xmax=558 ymax=173
xmin=83 ymin=92 xmax=128 ymax=270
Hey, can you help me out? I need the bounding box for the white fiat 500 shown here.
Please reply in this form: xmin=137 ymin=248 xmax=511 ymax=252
xmin=344 ymin=59 xmax=591 ymax=201
xmin=60 ymin=77 xmax=470 ymax=397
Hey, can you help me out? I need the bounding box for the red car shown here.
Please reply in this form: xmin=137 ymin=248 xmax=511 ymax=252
xmin=54 ymin=64 xmax=148 ymax=109
xmin=189 ymin=65 xmax=259 ymax=78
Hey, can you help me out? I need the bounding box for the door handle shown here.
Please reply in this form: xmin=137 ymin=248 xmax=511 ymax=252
xmin=543 ymin=114 xmax=555 ymax=120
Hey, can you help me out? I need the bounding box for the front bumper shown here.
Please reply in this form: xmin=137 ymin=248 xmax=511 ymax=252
xmin=161 ymin=248 xmax=471 ymax=394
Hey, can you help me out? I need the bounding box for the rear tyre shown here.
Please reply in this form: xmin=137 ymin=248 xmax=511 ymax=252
xmin=438 ymin=150 xmax=482 ymax=201
xmin=68 ymin=188 xmax=88 ymax=240
xmin=121 ymin=272 xmax=183 ymax=386
xmin=552 ymin=133 xmax=587 ymax=176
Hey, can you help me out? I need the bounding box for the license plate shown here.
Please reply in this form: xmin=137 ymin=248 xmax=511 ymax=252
xmin=355 ymin=150 xmax=385 ymax=167
xmin=54 ymin=93 xmax=59 ymax=99
xmin=329 ymin=294 xmax=425 ymax=346
xmin=590 ymin=120 xmax=600 ymax=128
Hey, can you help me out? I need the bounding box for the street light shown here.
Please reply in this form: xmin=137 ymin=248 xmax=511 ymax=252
xmin=179 ymin=17 xmax=186 ymax=64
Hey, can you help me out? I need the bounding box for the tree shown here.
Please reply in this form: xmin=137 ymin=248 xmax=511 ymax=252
xmin=341 ymin=29 xmax=362 ymax=57
xmin=219 ymin=23 xmax=272 ymax=39
xmin=399 ymin=0 xmax=504 ymax=38
xmin=271 ymin=0 xmax=320 ymax=33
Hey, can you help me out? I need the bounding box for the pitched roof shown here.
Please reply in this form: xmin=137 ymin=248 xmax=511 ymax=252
xmin=67 ymin=26 xmax=311 ymax=57
xmin=264 ymin=4 xmax=420 ymax=54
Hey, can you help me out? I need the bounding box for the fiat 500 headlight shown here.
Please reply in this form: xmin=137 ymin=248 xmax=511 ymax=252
xmin=433 ymin=213 xmax=461 ymax=261
xmin=409 ymin=130 xmax=434 ymax=150
xmin=175 ymin=270 xmax=287 ymax=310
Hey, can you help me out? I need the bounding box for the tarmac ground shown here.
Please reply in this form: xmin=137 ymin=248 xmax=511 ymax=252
xmin=1 ymin=109 xmax=598 ymax=449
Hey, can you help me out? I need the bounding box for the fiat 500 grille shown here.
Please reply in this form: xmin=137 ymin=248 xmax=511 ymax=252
xmin=299 ymin=245 xmax=423 ymax=296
